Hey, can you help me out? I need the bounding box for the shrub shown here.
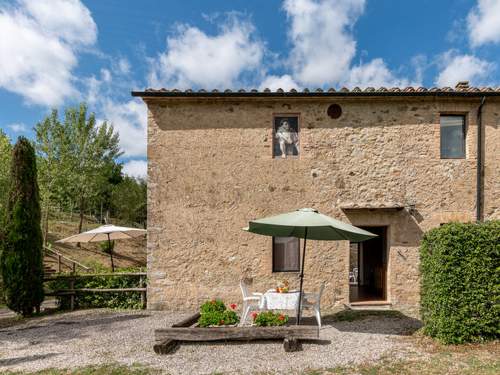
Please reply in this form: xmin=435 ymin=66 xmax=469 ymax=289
xmin=420 ymin=221 xmax=499 ymax=344
xmin=200 ymin=299 xmax=226 ymax=314
xmin=198 ymin=309 xmax=239 ymax=327
xmin=253 ymin=311 xmax=289 ymax=326
xmin=197 ymin=299 xmax=239 ymax=327
xmin=0 ymin=137 xmax=44 ymax=316
xmin=47 ymin=267 xmax=145 ymax=310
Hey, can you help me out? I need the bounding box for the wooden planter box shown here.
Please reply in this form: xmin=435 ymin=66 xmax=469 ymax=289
xmin=154 ymin=313 xmax=319 ymax=354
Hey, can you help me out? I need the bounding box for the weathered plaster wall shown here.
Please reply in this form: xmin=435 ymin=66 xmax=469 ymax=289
xmin=145 ymin=96 xmax=499 ymax=316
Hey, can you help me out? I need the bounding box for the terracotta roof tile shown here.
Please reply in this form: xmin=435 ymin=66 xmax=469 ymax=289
xmin=133 ymin=85 xmax=500 ymax=97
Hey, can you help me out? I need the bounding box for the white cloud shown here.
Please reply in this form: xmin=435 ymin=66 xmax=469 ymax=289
xmin=283 ymin=0 xmax=365 ymax=86
xmin=117 ymin=58 xmax=131 ymax=75
xmin=281 ymin=0 xmax=416 ymax=88
xmin=0 ymin=0 xmax=97 ymax=106
xmin=149 ymin=15 xmax=265 ymax=89
xmin=467 ymin=0 xmax=500 ymax=47
xmin=19 ymin=0 xmax=96 ymax=45
xmin=435 ymin=51 xmax=495 ymax=87
xmin=101 ymin=99 xmax=147 ymax=158
xmin=122 ymin=159 xmax=147 ymax=179
xmin=259 ymin=74 xmax=300 ymax=91
xmin=8 ymin=122 xmax=27 ymax=133
xmin=347 ymin=58 xmax=412 ymax=88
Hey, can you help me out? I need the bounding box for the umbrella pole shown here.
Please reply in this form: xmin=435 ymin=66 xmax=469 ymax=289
xmin=108 ymin=233 xmax=115 ymax=272
xmin=296 ymin=227 xmax=308 ymax=325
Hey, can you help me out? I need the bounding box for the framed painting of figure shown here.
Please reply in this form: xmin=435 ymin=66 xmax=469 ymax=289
xmin=273 ymin=115 xmax=299 ymax=158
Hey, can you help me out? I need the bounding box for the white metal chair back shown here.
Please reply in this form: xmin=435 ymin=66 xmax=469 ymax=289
xmin=240 ymin=279 xmax=251 ymax=299
xmin=317 ymin=281 xmax=325 ymax=303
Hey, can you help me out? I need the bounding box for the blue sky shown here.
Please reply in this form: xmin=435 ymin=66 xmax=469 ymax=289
xmin=1 ymin=0 xmax=499 ymax=177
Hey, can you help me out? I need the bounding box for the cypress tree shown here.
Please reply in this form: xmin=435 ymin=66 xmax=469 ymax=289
xmin=0 ymin=137 xmax=44 ymax=316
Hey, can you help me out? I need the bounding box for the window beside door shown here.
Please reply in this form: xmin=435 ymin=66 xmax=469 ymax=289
xmin=440 ymin=115 xmax=466 ymax=159
xmin=272 ymin=237 xmax=300 ymax=272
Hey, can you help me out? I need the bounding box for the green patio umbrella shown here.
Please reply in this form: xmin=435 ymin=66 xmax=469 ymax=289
xmin=244 ymin=208 xmax=377 ymax=324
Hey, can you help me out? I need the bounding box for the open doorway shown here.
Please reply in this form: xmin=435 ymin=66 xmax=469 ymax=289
xmin=349 ymin=226 xmax=388 ymax=302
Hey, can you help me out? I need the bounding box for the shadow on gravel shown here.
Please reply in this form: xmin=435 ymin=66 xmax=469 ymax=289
xmin=322 ymin=310 xmax=422 ymax=336
xmin=0 ymin=353 xmax=59 ymax=367
xmin=0 ymin=313 xmax=149 ymax=344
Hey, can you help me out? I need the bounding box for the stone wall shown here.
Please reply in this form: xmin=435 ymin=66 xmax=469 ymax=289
xmin=145 ymin=96 xmax=499 ymax=316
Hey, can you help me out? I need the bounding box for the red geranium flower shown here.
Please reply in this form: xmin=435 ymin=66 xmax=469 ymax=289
xmin=219 ymin=319 xmax=225 ymax=325
xmin=251 ymin=312 xmax=258 ymax=320
xmin=230 ymin=303 xmax=237 ymax=310
xmin=278 ymin=314 xmax=285 ymax=321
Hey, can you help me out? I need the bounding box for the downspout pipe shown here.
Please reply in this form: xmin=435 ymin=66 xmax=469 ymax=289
xmin=476 ymin=96 xmax=486 ymax=222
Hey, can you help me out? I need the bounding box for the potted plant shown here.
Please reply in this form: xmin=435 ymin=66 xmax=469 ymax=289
xmin=197 ymin=299 xmax=239 ymax=327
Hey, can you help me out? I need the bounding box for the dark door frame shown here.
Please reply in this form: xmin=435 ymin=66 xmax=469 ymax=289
xmin=349 ymin=225 xmax=389 ymax=302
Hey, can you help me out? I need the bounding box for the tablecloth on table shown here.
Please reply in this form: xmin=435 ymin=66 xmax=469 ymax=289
xmin=260 ymin=291 xmax=300 ymax=310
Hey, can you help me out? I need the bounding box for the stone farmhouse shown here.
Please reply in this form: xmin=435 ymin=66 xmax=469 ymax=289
xmin=133 ymin=82 xmax=499 ymax=316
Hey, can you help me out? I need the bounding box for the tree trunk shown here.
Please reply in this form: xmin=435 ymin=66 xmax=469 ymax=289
xmin=43 ymin=202 xmax=50 ymax=246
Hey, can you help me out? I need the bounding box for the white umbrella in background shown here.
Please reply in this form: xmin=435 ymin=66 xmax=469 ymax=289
xmin=56 ymin=224 xmax=147 ymax=272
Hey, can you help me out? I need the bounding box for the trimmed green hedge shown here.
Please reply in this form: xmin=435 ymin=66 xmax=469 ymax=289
xmin=47 ymin=267 xmax=145 ymax=310
xmin=420 ymin=221 xmax=499 ymax=344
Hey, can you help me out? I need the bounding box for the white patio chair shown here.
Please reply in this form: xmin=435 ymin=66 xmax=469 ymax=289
xmin=353 ymin=267 xmax=359 ymax=283
xmin=300 ymin=281 xmax=325 ymax=328
xmin=349 ymin=271 xmax=356 ymax=283
xmin=240 ymin=279 xmax=263 ymax=325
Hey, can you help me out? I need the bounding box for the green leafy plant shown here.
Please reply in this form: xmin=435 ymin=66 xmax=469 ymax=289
xmin=253 ymin=311 xmax=289 ymax=326
xmin=197 ymin=299 xmax=239 ymax=327
xmin=47 ymin=266 xmax=146 ymax=310
xmin=420 ymin=221 xmax=499 ymax=344
xmin=200 ymin=299 xmax=226 ymax=314
xmin=198 ymin=309 xmax=239 ymax=327
xmin=0 ymin=137 xmax=44 ymax=316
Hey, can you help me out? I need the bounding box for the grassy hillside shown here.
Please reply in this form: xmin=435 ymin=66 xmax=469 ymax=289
xmin=46 ymin=212 xmax=146 ymax=272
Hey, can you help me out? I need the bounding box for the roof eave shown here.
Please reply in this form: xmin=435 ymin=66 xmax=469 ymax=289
xmin=131 ymin=90 xmax=500 ymax=98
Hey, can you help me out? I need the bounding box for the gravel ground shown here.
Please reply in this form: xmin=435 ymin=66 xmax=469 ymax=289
xmin=0 ymin=309 xmax=423 ymax=374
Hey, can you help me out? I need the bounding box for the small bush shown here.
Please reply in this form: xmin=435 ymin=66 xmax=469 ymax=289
xmin=47 ymin=267 xmax=145 ymax=310
xmin=200 ymin=299 xmax=226 ymax=314
xmin=420 ymin=221 xmax=499 ymax=344
xmin=253 ymin=311 xmax=289 ymax=326
xmin=198 ymin=309 xmax=239 ymax=327
xmin=197 ymin=299 xmax=239 ymax=327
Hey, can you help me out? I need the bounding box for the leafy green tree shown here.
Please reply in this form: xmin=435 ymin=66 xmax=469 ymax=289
xmin=35 ymin=103 xmax=122 ymax=238
xmin=0 ymin=137 xmax=44 ymax=316
xmin=0 ymin=130 xmax=12 ymax=305
xmin=64 ymin=104 xmax=122 ymax=234
xmin=0 ymin=130 xmax=12 ymax=220
xmin=111 ymin=176 xmax=147 ymax=227
xmin=35 ymin=110 xmax=72 ymax=245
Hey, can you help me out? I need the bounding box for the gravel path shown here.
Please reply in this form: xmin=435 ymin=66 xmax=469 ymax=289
xmin=0 ymin=309 xmax=423 ymax=374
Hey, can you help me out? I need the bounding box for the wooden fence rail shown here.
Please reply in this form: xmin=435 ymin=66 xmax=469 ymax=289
xmin=44 ymin=272 xmax=147 ymax=310
xmin=43 ymin=246 xmax=92 ymax=273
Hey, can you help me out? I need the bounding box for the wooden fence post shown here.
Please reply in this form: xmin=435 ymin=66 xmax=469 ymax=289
xmin=57 ymin=255 xmax=61 ymax=273
xmin=69 ymin=279 xmax=75 ymax=311
xmin=140 ymin=276 xmax=146 ymax=309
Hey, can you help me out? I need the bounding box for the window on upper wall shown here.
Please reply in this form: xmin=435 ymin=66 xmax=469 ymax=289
xmin=273 ymin=116 xmax=299 ymax=158
xmin=440 ymin=115 xmax=466 ymax=159
xmin=272 ymin=237 xmax=300 ymax=272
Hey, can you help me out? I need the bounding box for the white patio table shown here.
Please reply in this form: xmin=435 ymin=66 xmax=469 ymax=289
xmin=259 ymin=290 xmax=301 ymax=316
